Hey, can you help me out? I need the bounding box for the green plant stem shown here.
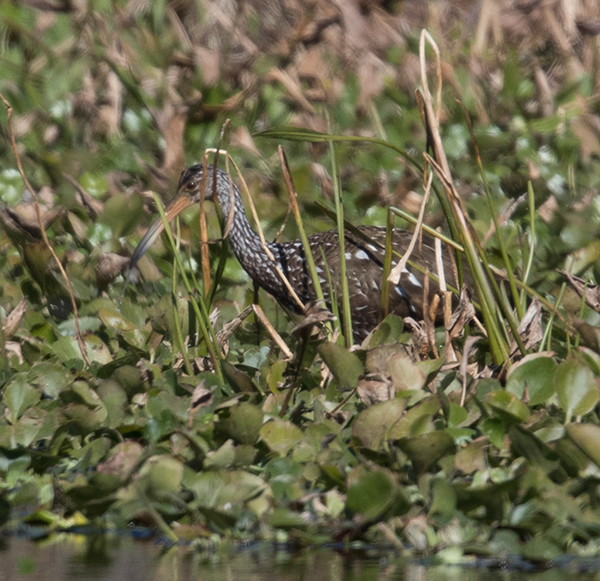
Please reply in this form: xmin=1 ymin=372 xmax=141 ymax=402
xmin=170 ymin=227 xmax=193 ymax=375
xmin=319 ymin=248 xmax=341 ymax=342
xmin=540 ymin=282 xmax=567 ymax=353
xmin=381 ymin=209 xmax=394 ymax=319
xmin=328 ymin=140 xmax=353 ymax=347
xmin=521 ymin=181 xmax=537 ymax=310
xmin=154 ymin=193 xmax=223 ymax=383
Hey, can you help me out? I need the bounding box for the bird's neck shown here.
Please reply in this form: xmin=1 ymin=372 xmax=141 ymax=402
xmin=217 ymin=186 xmax=282 ymax=289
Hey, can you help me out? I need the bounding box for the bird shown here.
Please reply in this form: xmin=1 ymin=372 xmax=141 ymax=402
xmin=130 ymin=164 xmax=471 ymax=341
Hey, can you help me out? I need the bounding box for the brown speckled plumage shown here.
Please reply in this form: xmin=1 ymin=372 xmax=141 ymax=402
xmin=131 ymin=164 xmax=469 ymax=341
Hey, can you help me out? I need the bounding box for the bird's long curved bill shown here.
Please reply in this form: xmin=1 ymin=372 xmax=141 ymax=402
xmin=129 ymin=194 xmax=195 ymax=269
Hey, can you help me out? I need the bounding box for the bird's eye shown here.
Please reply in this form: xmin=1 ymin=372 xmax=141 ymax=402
xmin=186 ymin=180 xmax=197 ymax=190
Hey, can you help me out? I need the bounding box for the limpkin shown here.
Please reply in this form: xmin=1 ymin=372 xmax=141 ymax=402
xmin=130 ymin=164 xmax=469 ymax=340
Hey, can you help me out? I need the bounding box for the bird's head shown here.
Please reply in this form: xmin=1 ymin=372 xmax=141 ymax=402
xmin=129 ymin=163 xmax=231 ymax=269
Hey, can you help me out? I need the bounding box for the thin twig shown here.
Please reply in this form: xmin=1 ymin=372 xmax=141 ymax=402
xmin=251 ymin=304 xmax=293 ymax=359
xmin=387 ymin=170 xmax=433 ymax=284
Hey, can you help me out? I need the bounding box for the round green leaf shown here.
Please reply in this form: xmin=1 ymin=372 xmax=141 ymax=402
xmin=352 ymin=398 xmax=406 ymax=452
xmin=260 ymin=419 xmax=304 ymax=456
xmin=399 ymin=431 xmax=456 ymax=475
xmin=4 ymin=375 xmax=41 ymax=420
xmin=318 ymin=342 xmax=364 ymax=389
xmin=389 ymin=354 xmax=426 ymax=391
xmin=222 ymin=403 xmax=264 ymax=445
xmin=146 ymin=456 xmax=184 ymax=495
xmin=346 ymin=467 xmax=396 ymax=521
xmin=566 ymin=423 xmax=600 ymax=468
xmin=485 ymin=390 xmax=529 ymax=423
xmin=506 ymin=356 xmax=557 ymax=405
xmin=556 ymin=360 xmax=599 ymax=422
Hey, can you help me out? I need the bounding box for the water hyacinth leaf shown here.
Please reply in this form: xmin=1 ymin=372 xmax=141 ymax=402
xmin=96 ymin=353 xmax=147 ymax=380
xmin=63 ymin=404 xmax=102 ymax=434
xmin=71 ymin=380 xmax=103 ymax=408
xmin=98 ymin=308 xmax=137 ymax=332
xmin=508 ymin=425 xmax=564 ymax=479
xmin=389 ymin=396 xmax=440 ymax=439
xmin=566 ymin=239 xmax=600 ymax=276
xmin=485 ymin=390 xmax=529 ymax=423
xmin=222 ymin=361 xmax=258 ymax=393
xmin=13 ymin=413 xmax=46 ymax=447
xmin=565 ymin=423 xmax=600 ymax=468
xmin=111 ymin=365 xmax=146 ymax=397
xmin=185 ymin=469 xmax=268 ymax=511
xmin=4 ymin=375 xmax=41 ymax=420
xmin=97 ymin=441 xmax=144 ymax=483
xmin=268 ymin=508 xmax=309 ymax=529
xmin=398 ymin=431 xmax=456 ymax=476
xmin=416 ymin=356 xmax=446 ymax=385
xmin=318 ymin=342 xmax=364 ymax=389
xmin=428 ymin=478 xmax=457 ymax=522
xmin=352 ymin=398 xmax=406 ymax=452
xmin=204 ymin=440 xmax=237 ymax=470
xmin=233 ymin=444 xmax=257 ymax=467
xmin=356 ymin=374 xmax=395 ymax=405
xmin=505 ymin=356 xmax=557 ymax=405
xmin=145 ymin=456 xmax=184 ymax=495
xmin=220 ymin=403 xmax=264 ymax=445
xmin=365 ymin=344 xmax=408 ymax=375
xmin=260 ymin=419 xmax=304 ymax=456
xmin=28 ymin=362 xmax=72 ymax=399
xmin=369 ymin=314 xmax=404 ymax=346
xmin=554 ymin=434 xmax=597 ymax=476
xmin=266 ymin=359 xmax=286 ymax=393
xmin=346 ymin=467 xmax=398 ymax=521
xmin=389 ymin=354 xmax=426 ymax=391
xmin=51 ymin=336 xmax=81 ymax=363
xmin=445 ymin=427 xmax=476 ymax=444
xmin=57 ymin=316 xmax=101 ymax=335
xmin=455 ymin=438 xmax=488 ymax=474
xmin=319 ymin=464 xmax=346 ymax=488
xmin=83 ymin=334 xmax=113 ymax=364
xmin=481 ymin=417 xmax=507 ymax=450
xmin=447 ymin=402 xmax=468 ymax=428
xmin=267 ymin=458 xmax=304 ymax=502
xmin=521 ymin=536 xmax=562 ymax=561
xmin=556 ymin=360 xmax=599 ymax=422
xmin=96 ymin=380 xmax=128 ymax=429
xmin=73 ymin=438 xmax=113 ymax=469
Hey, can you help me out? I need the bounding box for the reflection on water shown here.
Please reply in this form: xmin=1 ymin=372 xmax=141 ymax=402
xmin=1 ymin=536 xmax=598 ymax=581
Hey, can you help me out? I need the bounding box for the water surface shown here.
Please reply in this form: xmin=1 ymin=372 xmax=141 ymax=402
xmin=2 ymin=537 xmax=598 ymax=581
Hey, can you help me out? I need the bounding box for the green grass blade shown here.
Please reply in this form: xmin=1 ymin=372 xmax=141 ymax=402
xmin=154 ymin=193 xmax=224 ymax=382
xmin=328 ymin=140 xmax=353 ymax=347
xmin=381 ymin=209 xmax=394 ymax=319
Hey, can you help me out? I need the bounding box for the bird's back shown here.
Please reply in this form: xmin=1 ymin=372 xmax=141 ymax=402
xmin=268 ymin=226 xmax=469 ymax=340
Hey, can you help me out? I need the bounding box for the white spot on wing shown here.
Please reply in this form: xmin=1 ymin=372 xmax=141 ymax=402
xmin=355 ymin=250 xmax=369 ymax=260
xmin=345 ymin=252 xmax=352 ymax=260
xmin=402 ymin=268 xmax=422 ymax=288
xmin=394 ymin=286 xmax=408 ymax=300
